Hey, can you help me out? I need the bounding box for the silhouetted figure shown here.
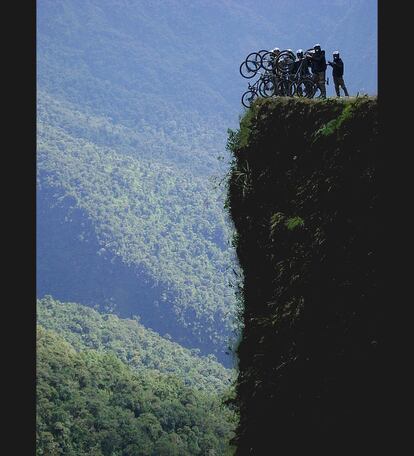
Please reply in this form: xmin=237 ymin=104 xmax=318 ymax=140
xmin=270 ymin=47 xmax=281 ymax=93
xmin=292 ymin=49 xmax=311 ymax=77
xmin=270 ymin=48 xmax=281 ymax=73
xmin=309 ymin=43 xmax=327 ymax=98
xmin=328 ymin=51 xmax=349 ymax=97
xmin=272 ymin=47 xmax=280 ymax=58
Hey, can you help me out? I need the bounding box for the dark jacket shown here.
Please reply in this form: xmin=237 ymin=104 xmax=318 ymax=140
xmin=329 ymin=58 xmax=344 ymax=77
xmin=291 ymin=57 xmax=311 ymax=76
xmin=310 ymin=50 xmax=327 ymax=73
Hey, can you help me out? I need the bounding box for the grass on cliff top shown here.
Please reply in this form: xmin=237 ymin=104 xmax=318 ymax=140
xmin=228 ymin=95 xmax=377 ymax=152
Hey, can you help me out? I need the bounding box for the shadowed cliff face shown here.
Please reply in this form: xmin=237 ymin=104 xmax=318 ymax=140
xmin=226 ymin=97 xmax=382 ymax=454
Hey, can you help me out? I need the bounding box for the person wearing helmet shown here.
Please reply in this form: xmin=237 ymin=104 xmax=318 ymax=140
xmin=308 ymin=43 xmax=327 ymax=98
xmin=292 ymin=49 xmax=311 ymax=77
xmin=269 ymin=47 xmax=281 ymax=93
xmin=328 ymin=51 xmax=349 ymax=97
xmin=268 ymin=48 xmax=281 ymax=72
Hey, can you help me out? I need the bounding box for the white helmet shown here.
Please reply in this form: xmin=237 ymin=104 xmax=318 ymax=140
xmin=296 ymin=49 xmax=303 ymax=54
xmin=272 ymin=47 xmax=280 ymax=53
xmin=333 ymin=50 xmax=340 ymax=55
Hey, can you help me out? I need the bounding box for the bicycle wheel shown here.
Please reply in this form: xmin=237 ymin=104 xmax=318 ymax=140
xmin=277 ymin=79 xmax=295 ymax=97
xmin=245 ymin=52 xmax=262 ymax=72
xmin=276 ymin=50 xmax=296 ymax=74
xmin=261 ymin=51 xmax=279 ymax=71
xmin=239 ymin=61 xmax=258 ymax=79
xmin=295 ymin=78 xmax=317 ymax=98
xmin=241 ymin=90 xmax=258 ymax=108
xmin=258 ymin=78 xmax=276 ymax=97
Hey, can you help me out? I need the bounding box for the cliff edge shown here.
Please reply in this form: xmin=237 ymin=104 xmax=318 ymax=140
xmin=226 ymin=97 xmax=382 ymax=454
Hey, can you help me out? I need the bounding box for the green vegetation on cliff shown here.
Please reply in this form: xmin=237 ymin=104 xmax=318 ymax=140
xmin=226 ymin=97 xmax=381 ymax=453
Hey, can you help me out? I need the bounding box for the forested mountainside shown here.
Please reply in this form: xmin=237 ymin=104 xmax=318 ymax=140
xmin=37 ymin=297 xmax=234 ymax=395
xmin=37 ymin=0 xmax=377 ymax=364
xmin=226 ymin=97 xmax=381 ymax=454
xmin=37 ymin=115 xmax=238 ymax=360
xmin=37 ymin=90 xmax=223 ymax=177
xmin=37 ymin=325 xmax=236 ymax=456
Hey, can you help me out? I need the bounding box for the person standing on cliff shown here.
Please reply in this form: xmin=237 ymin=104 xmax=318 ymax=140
xmin=270 ymin=47 xmax=281 ymax=93
xmin=328 ymin=51 xmax=349 ymax=97
xmin=292 ymin=49 xmax=311 ymax=77
xmin=309 ymin=43 xmax=327 ymax=98
xmin=270 ymin=47 xmax=281 ymax=75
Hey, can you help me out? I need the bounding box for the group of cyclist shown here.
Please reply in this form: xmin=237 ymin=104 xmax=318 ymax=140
xmin=270 ymin=43 xmax=349 ymax=98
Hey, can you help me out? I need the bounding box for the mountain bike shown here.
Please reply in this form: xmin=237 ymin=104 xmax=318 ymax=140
xmin=295 ymin=76 xmax=317 ymax=98
xmin=276 ymin=73 xmax=296 ymax=97
xmin=240 ymin=47 xmax=329 ymax=102
xmin=239 ymin=50 xmax=270 ymax=78
xmin=241 ymin=79 xmax=261 ymax=107
xmin=261 ymin=49 xmax=296 ymax=74
xmin=240 ymin=57 xmax=259 ymax=78
xmin=242 ymin=69 xmax=279 ymax=106
xmin=279 ymin=49 xmax=323 ymax=98
xmin=258 ymin=74 xmax=277 ymax=97
xmin=260 ymin=50 xmax=279 ymax=72
xmin=276 ymin=50 xmax=296 ymax=74
xmin=289 ymin=50 xmax=317 ymax=98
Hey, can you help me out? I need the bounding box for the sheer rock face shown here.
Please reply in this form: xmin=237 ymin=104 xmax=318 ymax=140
xmin=227 ymin=97 xmax=382 ymax=454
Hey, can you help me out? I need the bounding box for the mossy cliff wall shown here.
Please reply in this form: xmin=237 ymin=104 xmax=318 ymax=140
xmin=226 ymin=97 xmax=381 ymax=454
